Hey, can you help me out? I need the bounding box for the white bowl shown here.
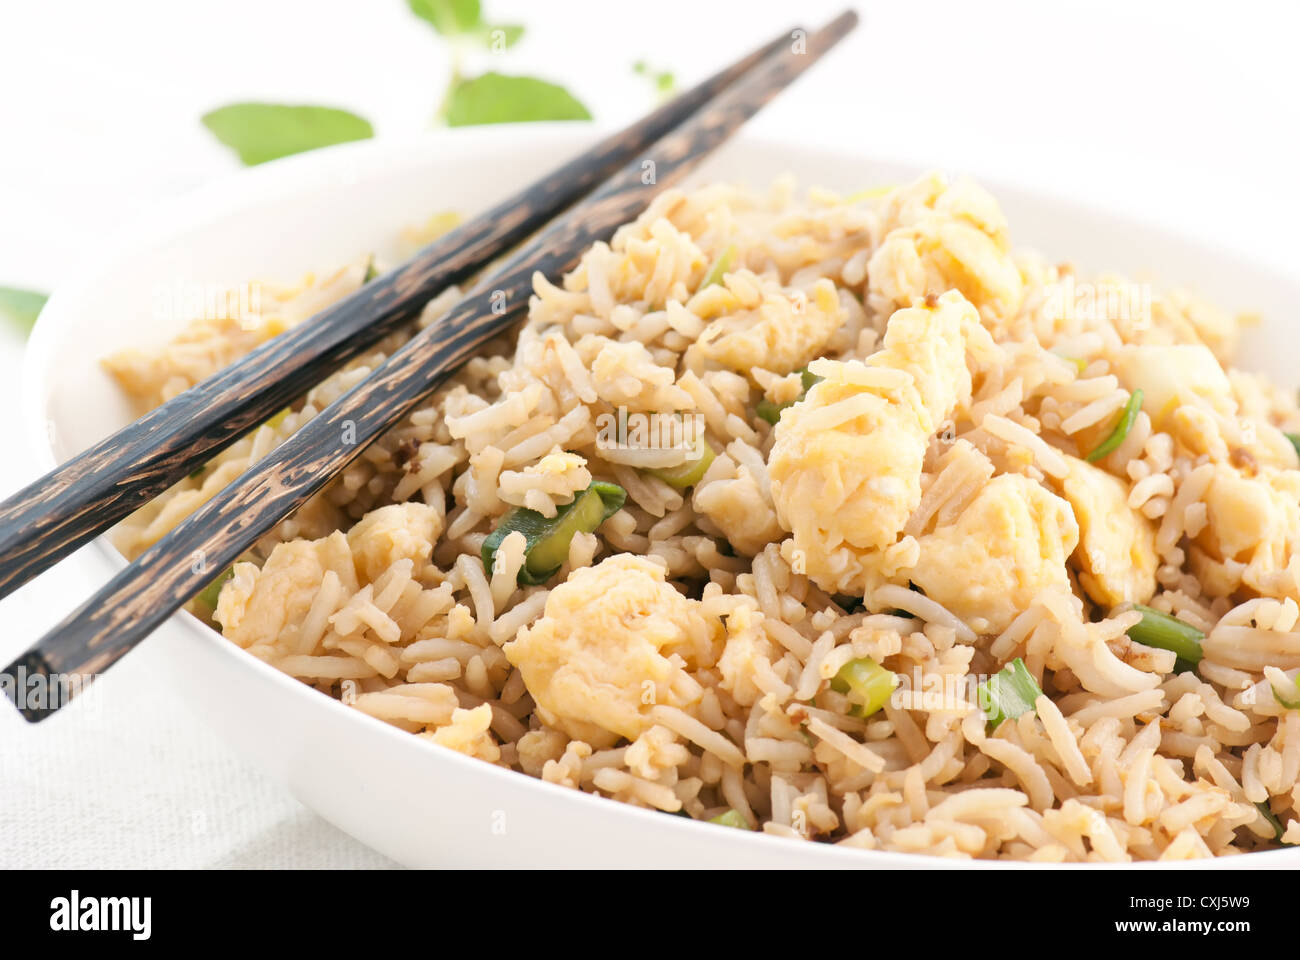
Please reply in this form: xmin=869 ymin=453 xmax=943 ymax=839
xmin=24 ymin=126 xmax=1300 ymax=868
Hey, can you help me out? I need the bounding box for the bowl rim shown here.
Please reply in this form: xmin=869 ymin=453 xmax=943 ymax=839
xmin=22 ymin=124 xmax=1300 ymax=869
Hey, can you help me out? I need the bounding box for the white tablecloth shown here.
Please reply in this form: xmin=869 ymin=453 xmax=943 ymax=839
xmin=0 ymin=0 xmax=1296 ymax=868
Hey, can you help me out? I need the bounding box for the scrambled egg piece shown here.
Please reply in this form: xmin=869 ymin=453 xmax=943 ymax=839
xmin=423 ymin=704 xmax=501 ymax=764
xmin=504 ymin=555 xmax=718 ymax=747
xmin=1195 ymin=464 xmax=1300 ymax=600
xmin=346 ymin=502 xmax=442 ymax=583
xmin=768 ymin=291 xmax=989 ymax=594
xmin=693 ymin=456 xmax=784 ymax=556
xmin=909 ymin=475 xmax=1079 ymax=634
xmin=1113 ymin=343 xmax=1233 ymax=429
xmin=692 ymin=274 xmax=846 ymax=376
xmin=1059 ymin=456 xmax=1157 ymax=606
xmin=867 ymin=174 xmax=1023 ymax=322
xmin=216 ymin=530 xmax=357 ymax=651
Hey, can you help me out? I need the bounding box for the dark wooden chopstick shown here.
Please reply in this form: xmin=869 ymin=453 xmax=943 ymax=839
xmin=0 ymin=25 xmax=798 ymax=602
xmin=4 ymin=10 xmax=858 ymax=721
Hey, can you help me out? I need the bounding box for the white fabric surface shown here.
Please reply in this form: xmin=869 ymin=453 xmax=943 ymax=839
xmin=0 ymin=0 xmax=1295 ymax=868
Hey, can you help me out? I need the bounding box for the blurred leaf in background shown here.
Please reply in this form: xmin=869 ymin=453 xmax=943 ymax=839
xmin=0 ymin=286 xmax=48 ymax=339
xmin=201 ymin=103 xmax=374 ymax=166
xmin=408 ymin=0 xmax=588 ymax=125
xmin=444 ymin=72 xmax=591 ymax=126
xmin=633 ymin=60 xmax=678 ymax=101
xmin=407 ymin=0 xmax=522 ymax=48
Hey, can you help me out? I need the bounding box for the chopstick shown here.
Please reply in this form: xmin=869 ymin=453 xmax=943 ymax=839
xmin=0 ymin=24 xmax=798 ymax=602
xmin=4 ymin=10 xmax=858 ymax=721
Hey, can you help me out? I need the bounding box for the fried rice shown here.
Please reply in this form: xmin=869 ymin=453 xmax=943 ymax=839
xmin=102 ymin=172 xmax=1300 ymax=861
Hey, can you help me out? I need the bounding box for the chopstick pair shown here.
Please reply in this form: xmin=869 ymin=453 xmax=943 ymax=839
xmin=2 ymin=10 xmax=859 ymax=721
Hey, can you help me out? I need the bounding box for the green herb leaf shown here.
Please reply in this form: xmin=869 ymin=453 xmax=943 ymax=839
xmin=201 ymin=103 xmax=374 ymax=166
xmin=481 ymin=23 xmax=524 ymax=49
xmin=0 ymin=286 xmax=49 ymax=337
xmin=633 ymin=60 xmax=677 ymax=98
xmin=444 ymin=72 xmax=591 ymax=127
xmin=407 ymin=0 xmax=481 ymax=35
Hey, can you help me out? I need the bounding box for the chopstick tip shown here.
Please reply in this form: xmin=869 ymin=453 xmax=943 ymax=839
xmin=2 ymin=649 xmax=64 ymax=723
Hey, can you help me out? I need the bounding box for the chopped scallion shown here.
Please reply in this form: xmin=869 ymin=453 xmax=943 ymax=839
xmin=756 ymin=367 xmax=824 ymax=425
xmin=196 ymin=567 xmax=234 ymax=612
xmin=1086 ymin=388 xmax=1143 ymax=462
xmin=829 ymin=657 xmax=897 ymax=718
xmin=1257 ymin=802 xmax=1289 ymax=843
xmin=708 ymin=808 xmax=752 ymax=830
xmin=481 ymin=480 xmax=626 ymax=586
xmin=647 ymin=435 xmax=715 ymax=490
xmin=1286 ymin=432 xmax=1300 ymax=461
xmin=701 ymin=244 xmax=736 ymax=288
xmin=1271 ymin=672 xmax=1300 ymax=710
xmin=1126 ymin=604 xmax=1204 ymax=667
xmin=978 ymin=658 xmax=1042 ymax=729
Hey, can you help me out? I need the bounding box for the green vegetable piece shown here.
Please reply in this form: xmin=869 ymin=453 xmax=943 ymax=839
xmin=202 ymin=103 xmax=374 ymax=166
xmin=0 ymin=286 xmax=48 ymax=337
xmin=407 ymin=0 xmax=481 ymax=34
xmin=1286 ymin=432 xmax=1300 ymax=461
xmin=829 ymin=657 xmax=897 ymax=718
xmin=701 ymin=244 xmax=736 ymax=288
xmin=708 ymin=809 xmax=751 ymax=830
xmin=648 ymin=436 xmax=715 ymax=489
xmin=1271 ymin=672 xmax=1300 ymax=710
xmin=196 ymin=567 xmax=234 ymax=612
xmin=1126 ymin=604 xmax=1204 ymax=666
xmin=755 ymin=398 xmax=786 ymax=425
xmin=978 ymin=658 xmax=1042 ymax=729
xmin=1086 ymin=388 xmax=1143 ymax=462
xmin=756 ymin=367 xmax=823 ymax=424
xmin=363 ymin=257 xmax=379 ymax=283
xmin=444 ymin=72 xmax=591 ymax=127
xmin=1257 ymin=802 xmax=1288 ymax=843
xmin=481 ymin=481 xmax=626 ymax=585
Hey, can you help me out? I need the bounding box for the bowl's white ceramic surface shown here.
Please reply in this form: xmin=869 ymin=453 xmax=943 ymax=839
xmin=24 ymin=126 xmax=1300 ymax=868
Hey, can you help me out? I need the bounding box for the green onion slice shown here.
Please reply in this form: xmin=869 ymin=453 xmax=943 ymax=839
xmin=1126 ymin=604 xmax=1204 ymax=667
xmin=363 ymin=256 xmax=379 ymax=283
xmin=708 ymin=808 xmax=752 ymax=830
xmin=481 ymin=481 xmax=626 ymax=586
xmin=978 ymin=658 xmax=1042 ymax=730
xmin=1086 ymin=388 xmax=1143 ymax=462
xmin=701 ymin=244 xmax=736 ymax=288
xmin=196 ymin=567 xmax=235 ymax=613
xmin=1257 ymin=802 xmax=1289 ymax=843
xmin=829 ymin=657 xmax=897 ymax=718
xmin=1286 ymin=432 xmax=1300 ymax=461
xmin=647 ymin=435 xmax=715 ymax=490
xmin=1271 ymin=672 xmax=1300 ymax=710
xmin=756 ymin=367 xmax=824 ymax=425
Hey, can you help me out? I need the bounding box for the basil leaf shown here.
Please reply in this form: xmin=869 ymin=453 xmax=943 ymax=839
xmin=201 ymin=103 xmax=374 ymax=166
xmin=0 ymin=286 xmax=48 ymax=337
xmin=407 ymin=0 xmax=481 ymax=34
xmin=445 ymin=72 xmax=591 ymax=127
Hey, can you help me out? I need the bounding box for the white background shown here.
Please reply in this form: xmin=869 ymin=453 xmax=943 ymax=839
xmin=0 ymin=0 xmax=1296 ymax=867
